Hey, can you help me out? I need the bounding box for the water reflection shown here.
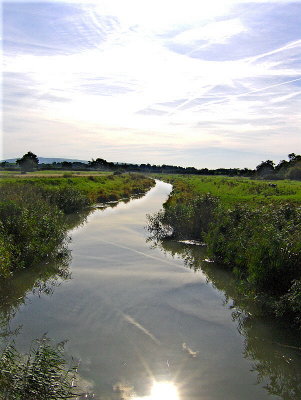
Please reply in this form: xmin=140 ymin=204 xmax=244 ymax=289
xmin=0 ymin=198 xmax=132 ymax=340
xmin=137 ymin=381 xmax=179 ymax=400
xmin=114 ymin=381 xmax=179 ymax=400
xmin=152 ymin=239 xmax=301 ymax=400
xmin=0 ymin=252 xmax=72 ymax=340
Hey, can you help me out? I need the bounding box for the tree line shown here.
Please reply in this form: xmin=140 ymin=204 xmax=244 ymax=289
xmin=1 ymin=151 xmax=301 ymax=179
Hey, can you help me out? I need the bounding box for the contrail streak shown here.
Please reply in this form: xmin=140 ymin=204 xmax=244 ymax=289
xmin=168 ymin=77 xmax=301 ymax=116
xmin=246 ymin=39 xmax=301 ymax=63
xmin=167 ymin=39 xmax=301 ymax=117
xmin=123 ymin=313 xmax=161 ymax=345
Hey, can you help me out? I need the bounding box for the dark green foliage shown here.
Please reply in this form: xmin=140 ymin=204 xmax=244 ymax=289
xmin=16 ymin=152 xmax=39 ymax=173
xmin=206 ymin=203 xmax=301 ymax=295
xmin=256 ymin=159 xmax=275 ymax=176
xmin=286 ymin=167 xmax=301 ymax=181
xmin=276 ymin=280 xmax=301 ymax=328
xmin=0 ymin=184 xmax=68 ymax=277
xmin=0 ymin=337 xmax=77 ymax=399
xmin=0 ymin=229 xmax=14 ymax=278
xmin=45 ymin=187 xmax=91 ymax=214
xmin=148 ymin=193 xmax=219 ymax=240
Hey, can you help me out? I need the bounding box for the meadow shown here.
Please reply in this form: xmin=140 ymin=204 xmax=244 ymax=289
xmin=155 ymin=174 xmax=301 ymax=205
xmin=0 ymin=170 xmax=111 ymax=176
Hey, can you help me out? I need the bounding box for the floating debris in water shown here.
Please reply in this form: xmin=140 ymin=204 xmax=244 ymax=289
xmin=182 ymin=342 xmax=199 ymax=358
xmin=178 ymin=240 xmax=206 ymax=246
xmin=203 ymin=258 xmax=214 ymax=263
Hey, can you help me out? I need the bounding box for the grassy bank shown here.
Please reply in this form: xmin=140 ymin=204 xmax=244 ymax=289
xmin=1 ymin=172 xmax=155 ymax=207
xmin=154 ymin=174 xmax=301 ymax=205
xmin=0 ymin=173 xmax=154 ymax=278
xmin=148 ymin=175 xmax=301 ymax=328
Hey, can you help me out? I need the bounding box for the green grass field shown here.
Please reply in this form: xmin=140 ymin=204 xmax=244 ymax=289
xmin=155 ymin=174 xmax=301 ymax=205
xmin=0 ymin=172 xmax=154 ymax=203
xmin=0 ymin=169 xmax=110 ymax=177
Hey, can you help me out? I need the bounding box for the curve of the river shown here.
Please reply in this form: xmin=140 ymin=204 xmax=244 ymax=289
xmin=3 ymin=180 xmax=301 ymax=400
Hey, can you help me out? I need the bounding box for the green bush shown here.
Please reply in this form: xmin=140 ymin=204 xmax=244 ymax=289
xmin=276 ymin=280 xmax=301 ymax=328
xmin=206 ymin=203 xmax=301 ymax=294
xmin=0 ymin=185 xmax=68 ymax=277
xmin=45 ymin=187 xmax=91 ymax=214
xmin=0 ymin=229 xmax=14 ymax=278
xmin=148 ymin=193 xmax=219 ymax=240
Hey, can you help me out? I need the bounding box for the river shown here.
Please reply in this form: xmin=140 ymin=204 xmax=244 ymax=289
xmin=1 ymin=180 xmax=301 ymax=399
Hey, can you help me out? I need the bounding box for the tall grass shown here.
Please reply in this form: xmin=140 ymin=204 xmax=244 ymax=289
xmin=206 ymin=203 xmax=301 ymax=294
xmin=0 ymin=173 xmax=155 ymax=206
xmin=0 ymin=184 xmax=68 ymax=278
xmin=0 ymin=337 xmax=78 ymax=399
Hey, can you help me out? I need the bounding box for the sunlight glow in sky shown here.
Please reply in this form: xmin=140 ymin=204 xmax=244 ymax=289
xmin=2 ymin=0 xmax=301 ymax=167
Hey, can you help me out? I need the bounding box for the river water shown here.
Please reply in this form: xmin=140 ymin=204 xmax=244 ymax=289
xmin=1 ymin=180 xmax=301 ymax=399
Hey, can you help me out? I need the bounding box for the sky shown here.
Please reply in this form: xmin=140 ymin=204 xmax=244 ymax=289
xmin=2 ymin=0 xmax=301 ymax=168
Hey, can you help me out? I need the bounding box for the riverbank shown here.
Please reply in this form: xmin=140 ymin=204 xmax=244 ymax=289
xmin=1 ymin=179 xmax=301 ymax=399
xmin=0 ymin=173 xmax=155 ymax=278
xmin=148 ymin=175 xmax=301 ymax=328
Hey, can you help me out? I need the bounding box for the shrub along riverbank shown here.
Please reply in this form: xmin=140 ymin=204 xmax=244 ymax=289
xmin=0 ymin=173 xmax=154 ymax=278
xmin=148 ymin=175 xmax=301 ymax=328
xmin=0 ymin=337 xmax=78 ymax=400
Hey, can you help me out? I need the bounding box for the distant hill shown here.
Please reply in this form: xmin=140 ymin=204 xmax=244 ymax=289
xmin=2 ymin=157 xmax=89 ymax=164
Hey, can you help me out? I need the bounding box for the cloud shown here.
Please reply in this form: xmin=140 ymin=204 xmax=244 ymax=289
xmin=173 ymin=18 xmax=247 ymax=48
xmin=2 ymin=1 xmax=301 ymax=166
xmin=3 ymin=3 xmax=119 ymax=56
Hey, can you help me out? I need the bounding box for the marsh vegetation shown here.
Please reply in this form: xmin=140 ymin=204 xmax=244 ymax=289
xmin=0 ymin=337 xmax=78 ymax=400
xmin=148 ymin=175 xmax=301 ymax=328
xmin=0 ymin=173 xmax=154 ymax=278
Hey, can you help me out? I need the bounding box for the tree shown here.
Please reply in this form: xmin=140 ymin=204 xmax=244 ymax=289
xmin=288 ymin=153 xmax=301 ymax=166
xmin=275 ymin=159 xmax=289 ymax=174
xmin=16 ymin=152 xmax=39 ymax=173
xmin=62 ymin=161 xmax=72 ymax=169
xmin=0 ymin=162 xmax=8 ymax=169
xmin=256 ymin=160 xmax=275 ymax=176
xmin=88 ymin=158 xmax=108 ymax=169
xmin=286 ymin=167 xmax=301 ymax=180
xmin=288 ymin=153 xmax=297 ymax=162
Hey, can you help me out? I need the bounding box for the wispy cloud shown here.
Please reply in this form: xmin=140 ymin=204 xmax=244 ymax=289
xmin=2 ymin=1 xmax=301 ymax=166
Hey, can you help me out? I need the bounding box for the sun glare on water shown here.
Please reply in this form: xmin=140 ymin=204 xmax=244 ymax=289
xmin=134 ymin=381 xmax=180 ymax=400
